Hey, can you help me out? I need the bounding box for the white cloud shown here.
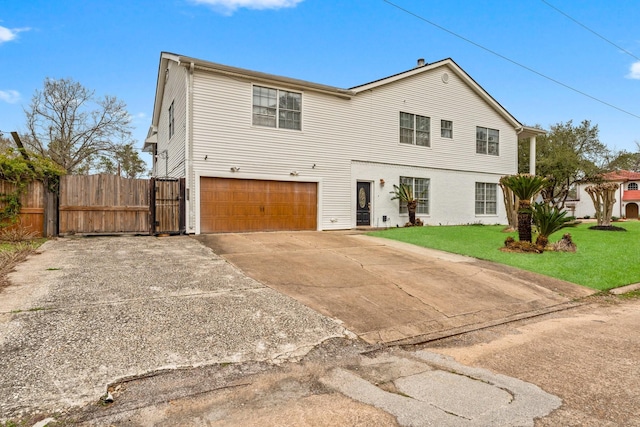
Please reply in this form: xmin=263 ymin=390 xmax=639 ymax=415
xmin=627 ymin=61 xmax=640 ymax=80
xmin=0 ymin=25 xmax=30 ymax=44
xmin=191 ymin=0 xmax=303 ymax=14
xmin=0 ymin=90 xmax=20 ymax=104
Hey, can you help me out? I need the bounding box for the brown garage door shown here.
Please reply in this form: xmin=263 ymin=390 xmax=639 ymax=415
xmin=200 ymin=177 xmax=317 ymax=233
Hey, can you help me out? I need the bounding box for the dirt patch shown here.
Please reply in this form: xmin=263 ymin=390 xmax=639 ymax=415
xmin=588 ymin=225 xmax=627 ymax=231
xmin=0 ymin=244 xmax=37 ymax=292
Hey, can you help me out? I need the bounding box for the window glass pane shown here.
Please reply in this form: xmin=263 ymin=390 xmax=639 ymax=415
xmin=416 ymin=116 xmax=430 ymax=132
xmin=399 ymin=176 xmax=412 ymax=213
xmin=475 ymin=183 xmax=497 ymax=215
xmin=476 ymin=127 xmax=487 ymax=141
xmin=415 ymin=178 xmax=429 ymax=214
xmin=253 ymin=106 xmax=276 ymax=127
xmin=441 ymin=120 xmax=452 ymax=138
xmin=476 ymin=140 xmax=487 ymax=154
xmin=399 ymin=112 xmax=414 ymax=145
xmin=400 ymin=128 xmax=413 ymax=144
xmin=488 ymin=129 xmax=499 ymax=142
xmin=629 ymin=183 xmax=638 ymax=190
xmin=400 ymin=112 xmax=414 ymax=129
xmin=486 ymin=184 xmax=496 ymax=201
xmin=486 ymin=201 xmax=497 ymax=215
xmin=416 ymin=131 xmax=430 ymax=147
xmin=279 ymin=110 xmax=301 ymax=130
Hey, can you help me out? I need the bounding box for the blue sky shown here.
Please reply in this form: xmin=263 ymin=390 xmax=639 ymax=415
xmin=1 ymin=0 xmax=639 ymax=166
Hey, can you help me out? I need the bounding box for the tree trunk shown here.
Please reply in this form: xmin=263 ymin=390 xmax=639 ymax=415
xmin=407 ymin=200 xmax=417 ymax=225
xmin=499 ymin=184 xmax=519 ymax=230
xmin=517 ymin=200 xmax=532 ymax=242
xmin=586 ymin=183 xmax=619 ymax=227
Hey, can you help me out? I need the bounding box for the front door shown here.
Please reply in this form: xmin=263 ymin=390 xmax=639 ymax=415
xmin=626 ymin=203 xmax=639 ymax=219
xmin=356 ymin=182 xmax=371 ymax=226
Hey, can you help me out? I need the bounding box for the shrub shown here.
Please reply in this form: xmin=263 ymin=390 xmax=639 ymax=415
xmin=529 ymin=202 xmax=577 ymax=248
xmin=0 ymin=225 xmax=38 ymax=242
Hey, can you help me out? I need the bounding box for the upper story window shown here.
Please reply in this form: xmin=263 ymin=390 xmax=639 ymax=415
xmin=629 ymin=182 xmax=639 ymax=190
xmin=168 ymin=100 xmax=175 ymax=139
xmin=252 ymin=85 xmax=301 ymax=130
xmin=441 ymin=120 xmax=453 ymax=138
xmin=476 ymin=127 xmax=499 ymax=155
xmin=400 ymin=112 xmax=430 ymax=147
xmin=399 ymin=176 xmax=430 ymax=214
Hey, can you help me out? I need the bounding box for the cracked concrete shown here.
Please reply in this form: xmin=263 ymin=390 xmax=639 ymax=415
xmin=0 ymin=236 xmax=349 ymax=420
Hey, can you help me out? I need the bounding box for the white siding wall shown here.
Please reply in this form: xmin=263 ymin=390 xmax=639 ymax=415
xmin=351 ymin=161 xmax=506 ymax=227
xmin=156 ymin=61 xmax=187 ymax=179
xmin=172 ymin=61 xmax=519 ymax=232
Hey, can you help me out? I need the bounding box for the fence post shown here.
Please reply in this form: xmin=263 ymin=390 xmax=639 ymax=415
xmin=43 ymin=178 xmax=59 ymax=237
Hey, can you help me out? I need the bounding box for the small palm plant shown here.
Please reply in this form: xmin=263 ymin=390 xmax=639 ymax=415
xmin=390 ymin=183 xmax=418 ymax=225
xmin=529 ymin=202 xmax=577 ymax=248
xmin=500 ymin=174 xmax=547 ymax=242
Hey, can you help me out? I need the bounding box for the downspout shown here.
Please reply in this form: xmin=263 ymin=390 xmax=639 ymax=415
xmin=186 ymin=62 xmax=195 ymax=233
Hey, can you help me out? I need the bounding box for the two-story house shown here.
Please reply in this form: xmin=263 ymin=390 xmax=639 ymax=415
xmin=143 ymin=52 xmax=541 ymax=234
xmin=566 ymin=170 xmax=640 ymax=219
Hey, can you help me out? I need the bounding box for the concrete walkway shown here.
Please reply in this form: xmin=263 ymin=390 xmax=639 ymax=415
xmin=196 ymin=231 xmax=594 ymax=344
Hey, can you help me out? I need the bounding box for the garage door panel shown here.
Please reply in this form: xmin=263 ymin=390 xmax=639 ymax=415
xmin=200 ymin=177 xmax=317 ymax=233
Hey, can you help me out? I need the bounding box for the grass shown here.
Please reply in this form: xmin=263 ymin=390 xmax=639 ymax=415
xmin=369 ymin=221 xmax=640 ymax=291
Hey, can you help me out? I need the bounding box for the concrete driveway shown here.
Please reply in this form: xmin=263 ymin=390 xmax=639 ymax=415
xmin=196 ymin=231 xmax=594 ymax=344
xmin=0 ymin=236 xmax=348 ymax=420
xmin=0 ymin=234 xmax=574 ymax=425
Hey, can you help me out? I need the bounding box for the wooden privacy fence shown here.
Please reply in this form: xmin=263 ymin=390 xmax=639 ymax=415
xmin=59 ymin=174 xmax=151 ymax=234
xmin=0 ymin=174 xmax=185 ymax=237
xmin=0 ymin=180 xmax=50 ymax=237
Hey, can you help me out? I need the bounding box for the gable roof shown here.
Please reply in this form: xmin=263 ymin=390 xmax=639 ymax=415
xmin=352 ymin=58 xmax=520 ymax=125
xmin=145 ymin=52 xmax=543 ymax=150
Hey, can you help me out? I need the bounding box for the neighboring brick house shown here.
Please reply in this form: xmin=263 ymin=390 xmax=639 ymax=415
xmin=566 ymin=170 xmax=640 ymax=219
xmin=143 ymin=52 xmax=542 ymax=234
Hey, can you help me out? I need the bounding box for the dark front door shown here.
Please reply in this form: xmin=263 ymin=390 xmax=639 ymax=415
xmin=626 ymin=203 xmax=639 ymax=219
xmin=356 ymin=182 xmax=371 ymax=226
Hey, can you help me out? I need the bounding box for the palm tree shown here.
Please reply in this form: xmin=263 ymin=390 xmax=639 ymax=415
xmin=390 ymin=183 xmax=418 ymax=225
xmin=529 ymin=202 xmax=576 ymax=248
xmin=501 ymin=174 xmax=547 ymax=242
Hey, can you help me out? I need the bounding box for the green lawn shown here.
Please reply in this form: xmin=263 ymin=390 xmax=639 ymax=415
xmin=369 ymin=221 xmax=640 ymax=291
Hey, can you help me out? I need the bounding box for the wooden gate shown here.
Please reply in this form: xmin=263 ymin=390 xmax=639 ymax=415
xmin=59 ymin=174 xmax=150 ymax=234
xmin=150 ymin=177 xmax=185 ymax=235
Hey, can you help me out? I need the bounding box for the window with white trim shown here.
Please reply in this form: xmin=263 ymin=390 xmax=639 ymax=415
xmin=476 ymin=127 xmax=499 ymax=155
xmin=475 ymin=182 xmax=497 ymax=215
xmin=168 ymin=100 xmax=175 ymax=139
xmin=399 ymin=112 xmax=430 ymax=146
xmin=399 ymin=176 xmax=430 ymax=214
xmin=252 ymin=85 xmax=301 ymax=130
xmin=441 ymin=120 xmax=453 ymax=138
xmin=628 ymin=182 xmax=638 ymax=190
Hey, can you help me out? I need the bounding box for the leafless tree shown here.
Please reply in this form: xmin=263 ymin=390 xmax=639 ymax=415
xmin=23 ymin=78 xmax=132 ymax=173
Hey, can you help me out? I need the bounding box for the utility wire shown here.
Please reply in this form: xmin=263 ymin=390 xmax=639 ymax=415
xmin=540 ymin=0 xmax=640 ymax=62
xmin=382 ymin=0 xmax=640 ymax=120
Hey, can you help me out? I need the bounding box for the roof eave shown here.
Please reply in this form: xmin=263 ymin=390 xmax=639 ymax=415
xmin=350 ymin=58 xmax=524 ymax=131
